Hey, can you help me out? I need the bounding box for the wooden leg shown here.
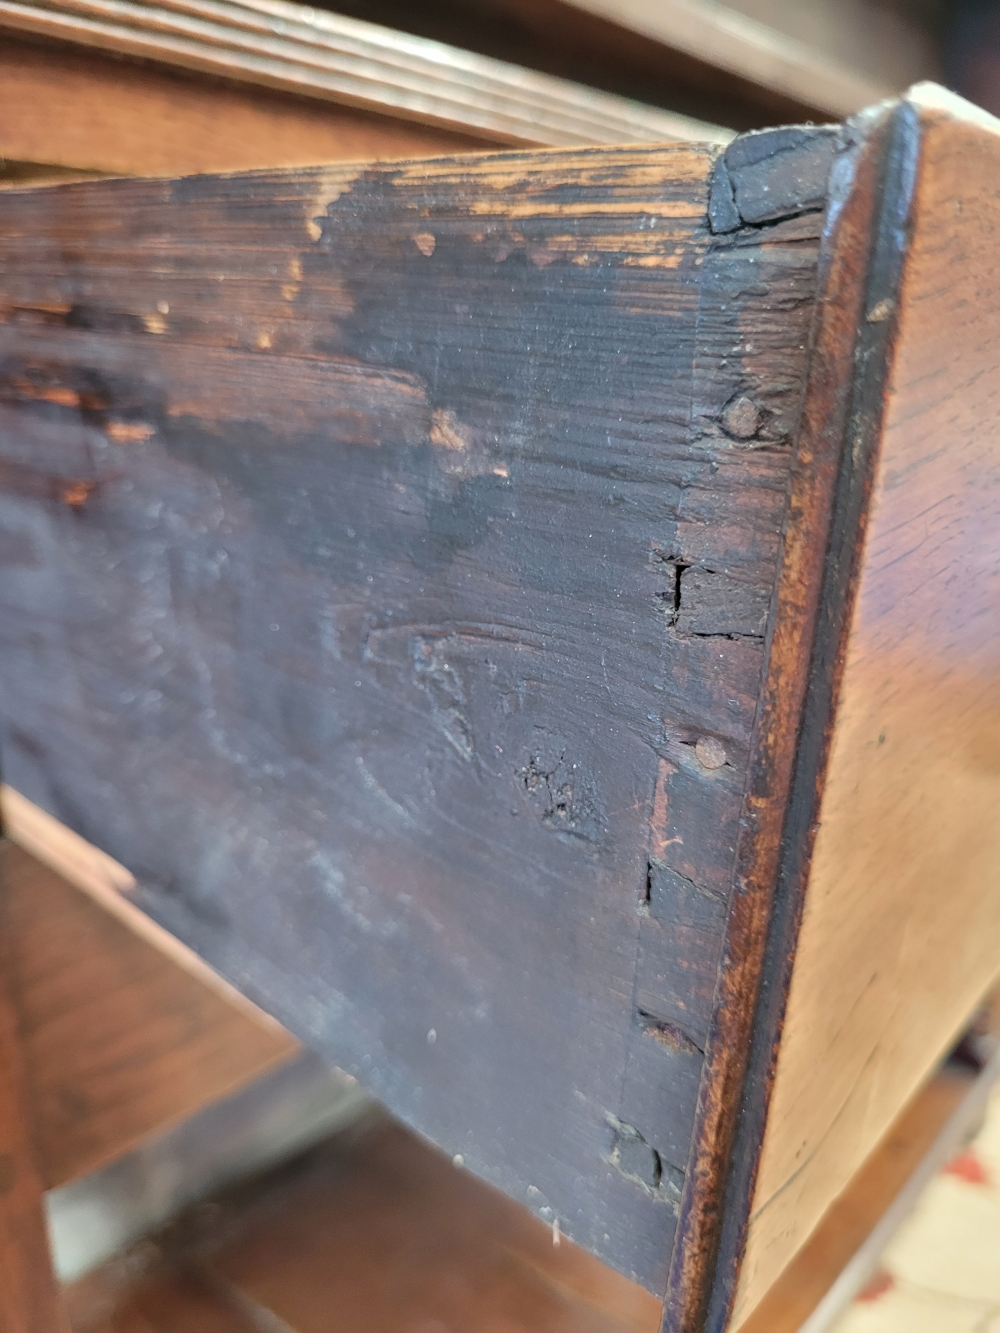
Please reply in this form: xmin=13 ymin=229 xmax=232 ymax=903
xmin=0 ymin=869 xmax=69 ymax=1333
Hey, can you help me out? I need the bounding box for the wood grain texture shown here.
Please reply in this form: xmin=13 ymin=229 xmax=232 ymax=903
xmin=1 ymin=840 xmax=299 ymax=1189
xmin=731 ymin=85 xmax=1000 ymax=1328
xmin=0 ymin=862 xmax=70 ymax=1332
xmin=0 ymin=38 xmax=491 ymax=177
xmin=737 ymin=1067 xmax=974 ymax=1333
xmin=663 ymin=106 xmax=894 ymax=1333
xmin=297 ymin=0 xmax=940 ymax=132
xmin=0 ymin=0 xmax=728 ymax=150
xmin=0 ymin=141 xmax=821 ymax=1293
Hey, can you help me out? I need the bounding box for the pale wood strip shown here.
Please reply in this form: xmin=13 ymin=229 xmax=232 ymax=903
xmin=560 ymin=0 xmax=889 ymax=117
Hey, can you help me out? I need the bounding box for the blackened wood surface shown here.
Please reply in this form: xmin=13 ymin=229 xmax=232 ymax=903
xmin=0 ymin=146 xmax=818 ymax=1292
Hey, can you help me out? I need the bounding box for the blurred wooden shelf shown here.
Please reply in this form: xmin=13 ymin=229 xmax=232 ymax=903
xmin=0 ymin=0 xmax=729 ymax=182
xmin=59 ymin=1038 xmax=1000 ymax=1333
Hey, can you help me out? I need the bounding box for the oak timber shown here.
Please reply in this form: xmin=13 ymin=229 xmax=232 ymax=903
xmin=729 ymin=85 xmax=1000 ymax=1328
xmin=66 ymin=1105 xmax=662 ymax=1333
xmin=737 ymin=1065 xmax=977 ymax=1333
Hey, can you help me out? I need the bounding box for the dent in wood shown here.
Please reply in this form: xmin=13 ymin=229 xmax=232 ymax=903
xmin=606 ymin=1117 xmax=684 ymax=1206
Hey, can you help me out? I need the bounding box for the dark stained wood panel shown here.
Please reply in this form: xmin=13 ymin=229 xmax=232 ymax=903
xmin=0 ymin=142 xmax=821 ymax=1292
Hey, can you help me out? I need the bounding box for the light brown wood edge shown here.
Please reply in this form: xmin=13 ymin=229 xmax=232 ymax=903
xmin=0 ymin=784 xmax=293 ymax=1039
xmin=0 ymin=0 xmax=732 ymax=147
xmin=564 ymin=0 xmax=893 ymax=121
xmin=661 ymin=100 xmax=915 ymax=1333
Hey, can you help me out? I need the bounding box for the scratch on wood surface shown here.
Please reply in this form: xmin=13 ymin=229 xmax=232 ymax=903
xmin=650 ymin=758 xmax=682 ymax=863
xmin=106 ymin=422 xmax=155 ymax=444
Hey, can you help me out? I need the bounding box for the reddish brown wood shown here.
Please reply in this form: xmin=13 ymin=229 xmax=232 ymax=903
xmin=734 ymin=87 xmax=1000 ymax=1327
xmin=0 ymin=37 xmax=491 ymax=179
xmin=0 ymin=865 xmax=70 ymax=1332
xmin=2 ymin=81 xmax=1000 ymax=1333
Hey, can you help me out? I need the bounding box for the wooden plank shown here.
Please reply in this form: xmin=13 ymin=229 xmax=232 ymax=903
xmin=738 ymin=1068 xmax=975 ymax=1333
xmin=205 ymin=1111 xmax=665 ymax=1333
xmin=0 ymin=857 xmax=70 ymax=1332
xmin=0 ymin=2 xmax=729 ymax=152
xmin=663 ymin=102 xmax=899 ymax=1333
xmin=267 ymin=0 xmax=939 ymax=129
xmin=1 ymin=839 xmax=300 ymax=1188
xmin=728 ymin=85 xmax=1000 ymax=1328
xmin=0 ymin=37 xmax=492 ymax=178
xmin=721 ymin=0 xmax=942 ymax=93
xmin=0 ymin=137 xmax=823 ymax=1294
xmin=800 ymin=1042 xmax=1000 ymax=1331
xmin=1 ymin=785 xmax=303 ymax=1032
xmin=502 ymin=0 xmax=890 ymax=118
xmin=61 ymin=1049 xmax=998 ymax=1333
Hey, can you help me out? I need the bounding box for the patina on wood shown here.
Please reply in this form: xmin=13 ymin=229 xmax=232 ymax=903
xmin=0 ymin=135 xmax=824 ymax=1298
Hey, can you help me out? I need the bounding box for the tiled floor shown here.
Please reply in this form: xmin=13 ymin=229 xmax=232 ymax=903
xmin=832 ymin=1080 xmax=1000 ymax=1333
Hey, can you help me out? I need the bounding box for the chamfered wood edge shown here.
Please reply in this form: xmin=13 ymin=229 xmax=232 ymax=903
xmin=662 ymin=97 xmax=920 ymax=1333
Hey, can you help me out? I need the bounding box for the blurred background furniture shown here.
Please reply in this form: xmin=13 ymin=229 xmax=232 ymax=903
xmin=0 ymin=0 xmax=980 ymax=183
